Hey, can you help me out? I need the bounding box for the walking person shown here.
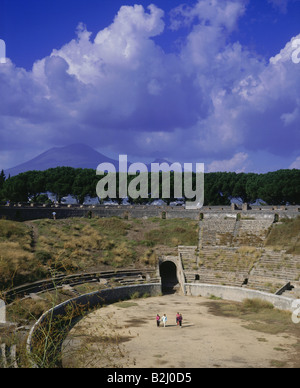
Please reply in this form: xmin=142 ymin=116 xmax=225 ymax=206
xmin=156 ymin=314 xmax=161 ymax=328
xmin=176 ymin=312 xmax=180 ymax=326
xmin=162 ymin=314 xmax=167 ymax=328
xmin=178 ymin=313 xmax=183 ymax=328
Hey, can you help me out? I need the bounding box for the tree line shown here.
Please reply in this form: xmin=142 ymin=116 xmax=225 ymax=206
xmin=0 ymin=167 xmax=299 ymax=205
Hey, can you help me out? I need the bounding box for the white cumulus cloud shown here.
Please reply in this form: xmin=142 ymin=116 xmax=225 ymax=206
xmin=0 ymin=0 xmax=299 ymax=172
xmin=207 ymin=152 xmax=249 ymax=173
xmin=289 ymin=156 xmax=300 ymax=169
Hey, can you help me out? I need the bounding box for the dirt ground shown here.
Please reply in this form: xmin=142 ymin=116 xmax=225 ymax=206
xmin=62 ymin=294 xmax=298 ymax=368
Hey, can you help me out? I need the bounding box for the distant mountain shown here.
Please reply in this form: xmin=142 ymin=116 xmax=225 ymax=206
xmin=4 ymin=144 xmax=177 ymax=177
xmin=151 ymin=158 xmax=173 ymax=166
xmin=4 ymin=144 xmax=119 ymax=177
xmin=148 ymin=158 xmax=180 ymax=171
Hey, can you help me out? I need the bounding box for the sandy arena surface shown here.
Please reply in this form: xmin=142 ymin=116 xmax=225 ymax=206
xmin=62 ymin=294 xmax=297 ymax=368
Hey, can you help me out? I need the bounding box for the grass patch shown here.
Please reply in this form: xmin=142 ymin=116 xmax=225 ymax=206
xmin=114 ymin=301 xmax=139 ymax=309
xmin=0 ymin=217 xmax=199 ymax=291
xmin=0 ymin=220 xmax=48 ymax=290
xmin=204 ymin=297 xmax=300 ymax=367
xmin=208 ymin=299 xmax=300 ymax=338
xmin=257 ymin=337 xmax=268 ymax=342
xmin=265 ymin=216 xmax=300 ymax=254
xmin=143 ymin=218 xmax=199 ymax=247
xmin=205 ymin=298 xmax=297 ymax=336
xmin=242 ymin=298 xmax=274 ymax=312
xmin=209 ymin=295 xmax=222 ymax=300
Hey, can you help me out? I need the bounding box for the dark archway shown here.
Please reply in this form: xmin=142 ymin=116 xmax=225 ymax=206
xmin=160 ymin=261 xmax=179 ymax=294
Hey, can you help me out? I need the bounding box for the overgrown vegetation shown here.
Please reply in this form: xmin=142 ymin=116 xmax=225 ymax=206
xmin=0 ymin=217 xmax=198 ymax=291
xmin=266 ymin=216 xmax=300 ymax=254
xmin=0 ymin=220 xmax=48 ymax=290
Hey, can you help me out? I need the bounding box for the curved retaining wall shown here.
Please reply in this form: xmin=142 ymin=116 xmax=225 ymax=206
xmin=185 ymin=283 xmax=295 ymax=312
xmin=27 ymin=282 xmax=296 ymax=366
xmin=26 ymin=283 xmax=162 ymax=364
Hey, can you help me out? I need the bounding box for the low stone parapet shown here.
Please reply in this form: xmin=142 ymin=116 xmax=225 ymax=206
xmin=185 ymin=283 xmax=296 ymax=312
xmin=26 ymin=283 xmax=162 ymax=367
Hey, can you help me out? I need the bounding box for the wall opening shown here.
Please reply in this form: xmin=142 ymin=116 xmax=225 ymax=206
xmin=160 ymin=261 xmax=179 ymax=294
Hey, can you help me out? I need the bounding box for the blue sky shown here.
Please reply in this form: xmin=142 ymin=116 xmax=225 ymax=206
xmin=0 ymin=0 xmax=300 ymax=172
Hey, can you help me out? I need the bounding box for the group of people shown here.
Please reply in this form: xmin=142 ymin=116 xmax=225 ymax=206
xmin=156 ymin=312 xmax=183 ymax=328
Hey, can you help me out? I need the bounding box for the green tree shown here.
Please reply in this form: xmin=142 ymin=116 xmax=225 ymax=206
xmin=72 ymin=168 xmax=96 ymax=204
xmin=2 ymin=173 xmax=28 ymax=202
xmin=44 ymin=167 xmax=76 ymax=202
xmin=0 ymin=169 xmax=6 ymax=200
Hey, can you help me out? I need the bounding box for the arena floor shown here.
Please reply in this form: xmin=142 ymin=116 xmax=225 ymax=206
xmin=62 ymin=294 xmax=298 ymax=368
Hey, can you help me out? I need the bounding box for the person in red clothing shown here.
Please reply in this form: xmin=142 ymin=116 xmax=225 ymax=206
xmin=156 ymin=314 xmax=161 ymax=327
xmin=178 ymin=314 xmax=183 ymax=328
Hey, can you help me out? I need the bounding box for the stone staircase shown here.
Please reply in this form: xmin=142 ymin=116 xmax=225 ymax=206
xmin=178 ymin=246 xmax=198 ymax=270
xmin=234 ymin=219 xmax=274 ymax=247
xmin=178 ymin=246 xmax=199 ymax=284
xmin=196 ymin=246 xmax=255 ymax=287
xmin=118 ymin=273 xmax=161 ymax=286
xmin=200 ymin=218 xmax=237 ymax=246
xmin=199 ymin=217 xmax=274 ymax=248
xmin=173 ymin=216 xmax=299 ymax=296
xmin=245 ymin=249 xmax=300 ymax=293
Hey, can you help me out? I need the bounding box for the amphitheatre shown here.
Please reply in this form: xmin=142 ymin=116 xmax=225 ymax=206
xmin=0 ymin=203 xmax=299 ymax=368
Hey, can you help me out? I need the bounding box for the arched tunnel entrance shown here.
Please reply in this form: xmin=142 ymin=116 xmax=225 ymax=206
xmin=160 ymin=261 xmax=179 ymax=294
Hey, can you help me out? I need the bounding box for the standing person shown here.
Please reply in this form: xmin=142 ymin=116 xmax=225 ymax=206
xmin=178 ymin=314 xmax=183 ymax=328
xmin=52 ymin=211 xmax=56 ymax=220
xmin=162 ymin=314 xmax=167 ymax=328
xmin=176 ymin=312 xmax=180 ymax=326
xmin=156 ymin=314 xmax=161 ymax=327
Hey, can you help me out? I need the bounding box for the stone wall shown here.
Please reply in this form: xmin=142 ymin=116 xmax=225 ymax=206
xmin=0 ymin=204 xmax=299 ymax=222
xmin=26 ymin=283 xmax=162 ymax=365
xmin=26 ymin=281 xmax=296 ymax=367
xmin=185 ymin=283 xmax=295 ymax=312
